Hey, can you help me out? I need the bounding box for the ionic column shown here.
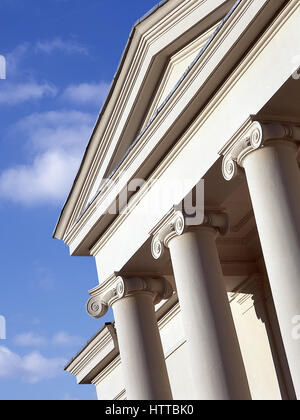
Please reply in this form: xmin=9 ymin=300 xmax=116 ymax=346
xmin=222 ymin=120 xmax=300 ymax=399
xmin=87 ymin=275 xmax=173 ymax=400
xmin=151 ymin=211 xmax=251 ymax=400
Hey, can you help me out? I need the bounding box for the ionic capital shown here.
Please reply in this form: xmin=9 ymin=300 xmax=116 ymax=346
xmin=86 ymin=274 xmax=173 ymax=319
xmin=222 ymin=121 xmax=300 ymax=181
xmin=151 ymin=209 xmax=228 ymax=260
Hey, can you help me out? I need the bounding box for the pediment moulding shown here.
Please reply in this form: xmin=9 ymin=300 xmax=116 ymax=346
xmin=54 ymin=0 xmax=293 ymax=257
xmin=221 ymin=118 xmax=300 ymax=181
xmin=55 ymin=0 xmax=234 ymax=238
xmin=86 ymin=273 xmax=173 ymax=319
xmin=53 ymin=0 xmax=241 ymax=241
xmin=150 ymin=208 xmax=228 ymax=260
xmin=78 ymin=4 xmax=233 ymax=221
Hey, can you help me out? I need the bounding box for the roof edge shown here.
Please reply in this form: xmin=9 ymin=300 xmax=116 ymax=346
xmin=53 ymin=0 xmax=170 ymax=240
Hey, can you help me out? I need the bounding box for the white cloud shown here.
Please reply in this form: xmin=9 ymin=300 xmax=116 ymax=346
xmin=0 ymin=45 xmax=110 ymax=205
xmin=61 ymin=82 xmax=110 ymax=106
xmin=35 ymin=38 xmax=88 ymax=55
xmin=52 ymin=332 xmax=83 ymax=347
xmin=13 ymin=331 xmax=83 ymax=348
xmin=14 ymin=110 xmax=94 ymax=151
xmin=0 ymin=110 xmax=95 ymax=205
xmin=0 ymin=44 xmax=57 ymax=105
xmin=5 ymin=43 xmax=30 ymax=78
xmin=14 ymin=332 xmax=47 ymax=347
xmin=0 ymin=150 xmax=80 ymax=205
xmin=0 ymin=346 xmax=66 ymax=383
xmin=0 ymin=81 xmax=57 ymax=105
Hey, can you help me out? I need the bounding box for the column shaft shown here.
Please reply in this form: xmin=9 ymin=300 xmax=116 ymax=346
xmin=112 ymin=291 xmax=173 ymax=400
xmin=168 ymin=227 xmax=251 ymax=400
xmin=243 ymin=140 xmax=300 ymax=398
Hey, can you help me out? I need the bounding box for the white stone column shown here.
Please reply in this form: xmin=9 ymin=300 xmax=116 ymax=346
xmin=151 ymin=211 xmax=251 ymax=400
xmin=87 ymin=275 xmax=173 ymax=400
xmin=222 ymin=121 xmax=300 ymax=399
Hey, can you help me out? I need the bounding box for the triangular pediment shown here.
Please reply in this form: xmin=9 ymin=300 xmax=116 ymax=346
xmin=53 ymin=0 xmax=238 ymax=249
xmin=84 ymin=21 xmax=220 ymax=210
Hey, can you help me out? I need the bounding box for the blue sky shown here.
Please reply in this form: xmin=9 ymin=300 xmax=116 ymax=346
xmin=0 ymin=0 xmax=159 ymax=400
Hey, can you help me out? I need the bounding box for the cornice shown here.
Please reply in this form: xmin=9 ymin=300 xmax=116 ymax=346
xmin=92 ymin=355 xmax=122 ymax=386
xmin=69 ymin=330 xmax=112 ymax=376
xmin=65 ymin=323 xmax=119 ymax=384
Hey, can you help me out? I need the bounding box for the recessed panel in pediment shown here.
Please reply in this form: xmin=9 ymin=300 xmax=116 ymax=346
xmin=141 ymin=22 xmax=220 ymax=129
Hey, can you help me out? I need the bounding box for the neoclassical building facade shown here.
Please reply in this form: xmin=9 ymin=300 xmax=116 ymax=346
xmin=54 ymin=0 xmax=300 ymax=400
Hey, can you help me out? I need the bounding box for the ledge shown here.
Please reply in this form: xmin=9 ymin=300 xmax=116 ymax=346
xmin=65 ymin=323 xmax=119 ymax=385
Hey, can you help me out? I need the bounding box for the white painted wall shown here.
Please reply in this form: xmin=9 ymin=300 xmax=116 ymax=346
xmin=230 ymin=291 xmax=282 ymax=400
xmin=95 ymin=357 xmax=125 ymax=400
